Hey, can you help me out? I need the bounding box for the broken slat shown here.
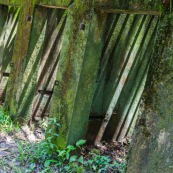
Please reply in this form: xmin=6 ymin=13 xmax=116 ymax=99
xmin=109 ymin=16 xmax=157 ymax=141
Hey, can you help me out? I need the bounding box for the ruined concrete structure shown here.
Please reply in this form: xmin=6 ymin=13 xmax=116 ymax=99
xmin=0 ymin=0 xmax=161 ymax=149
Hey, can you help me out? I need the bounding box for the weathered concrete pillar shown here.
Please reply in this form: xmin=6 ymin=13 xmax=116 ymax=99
xmin=126 ymin=13 xmax=173 ymax=173
xmin=5 ymin=4 xmax=47 ymax=123
xmin=48 ymin=2 xmax=107 ymax=148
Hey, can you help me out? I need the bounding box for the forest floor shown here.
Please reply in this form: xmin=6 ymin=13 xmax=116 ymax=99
xmin=0 ymin=112 xmax=129 ymax=173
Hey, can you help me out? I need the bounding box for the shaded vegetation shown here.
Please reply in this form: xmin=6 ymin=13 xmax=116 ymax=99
xmin=0 ymin=108 xmax=127 ymax=173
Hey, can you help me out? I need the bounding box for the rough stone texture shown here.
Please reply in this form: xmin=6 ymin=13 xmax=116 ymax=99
xmin=126 ymin=13 xmax=173 ymax=173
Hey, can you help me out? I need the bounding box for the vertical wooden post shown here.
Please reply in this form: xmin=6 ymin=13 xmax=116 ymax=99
xmin=49 ymin=3 xmax=107 ymax=148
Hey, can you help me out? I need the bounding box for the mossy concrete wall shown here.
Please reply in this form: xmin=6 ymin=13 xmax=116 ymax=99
xmin=48 ymin=0 xmax=108 ymax=148
xmin=94 ymin=0 xmax=161 ymax=11
xmin=0 ymin=0 xmax=163 ymax=149
xmin=126 ymin=12 xmax=173 ymax=173
xmin=0 ymin=0 xmax=162 ymax=11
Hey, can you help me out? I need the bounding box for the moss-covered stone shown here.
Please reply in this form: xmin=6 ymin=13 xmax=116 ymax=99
xmin=127 ymin=12 xmax=173 ymax=173
xmin=5 ymin=3 xmax=45 ymax=123
xmin=38 ymin=0 xmax=71 ymax=7
xmin=0 ymin=0 xmax=162 ymax=12
xmin=94 ymin=0 xmax=162 ymax=11
xmin=48 ymin=0 xmax=107 ymax=148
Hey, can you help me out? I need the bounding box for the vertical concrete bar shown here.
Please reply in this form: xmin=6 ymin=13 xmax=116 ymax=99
xmin=5 ymin=4 xmax=47 ymax=123
xmin=49 ymin=3 xmax=107 ymax=148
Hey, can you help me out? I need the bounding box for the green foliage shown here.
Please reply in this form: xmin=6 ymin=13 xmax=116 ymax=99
xmin=0 ymin=107 xmax=14 ymax=131
xmin=0 ymin=115 xmax=126 ymax=172
xmin=15 ymin=135 xmax=126 ymax=172
xmin=44 ymin=117 xmax=60 ymax=153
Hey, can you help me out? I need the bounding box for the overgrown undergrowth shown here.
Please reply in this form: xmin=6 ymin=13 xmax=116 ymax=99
xmin=0 ymin=107 xmax=127 ymax=173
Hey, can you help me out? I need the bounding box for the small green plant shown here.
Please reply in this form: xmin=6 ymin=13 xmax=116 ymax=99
xmin=17 ymin=141 xmax=25 ymax=164
xmin=0 ymin=107 xmax=14 ymax=131
xmin=0 ymin=159 xmax=6 ymax=172
xmin=44 ymin=117 xmax=60 ymax=153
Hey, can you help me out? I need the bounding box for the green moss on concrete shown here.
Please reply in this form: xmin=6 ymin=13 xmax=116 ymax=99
xmin=48 ymin=1 xmax=107 ymax=149
xmin=0 ymin=7 xmax=19 ymax=101
xmin=5 ymin=3 xmax=37 ymax=123
xmin=127 ymin=12 xmax=173 ymax=173
xmin=39 ymin=0 xmax=71 ymax=6
xmin=94 ymin=0 xmax=162 ymax=11
xmin=0 ymin=0 xmax=163 ymax=11
xmin=16 ymin=6 xmax=47 ymax=123
xmin=68 ymin=11 xmax=107 ymax=145
xmin=48 ymin=4 xmax=91 ymax=148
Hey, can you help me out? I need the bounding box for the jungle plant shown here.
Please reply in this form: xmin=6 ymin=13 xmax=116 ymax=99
xmin=0 ymin=106 xmax=14 ymax=131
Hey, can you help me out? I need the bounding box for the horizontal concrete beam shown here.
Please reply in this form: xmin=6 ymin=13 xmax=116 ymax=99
xmin=38 ymin=0 xmax=71 ymax=7
xmin=97 ymin=8 xmax=161 ymax=16
xmin=0 ymin=0 xmax=71 ymax=6
xmin=0 ymin=0 xmax=21 ymax=6
xmin=94 ymin=0 xmax=162 ymax=11
xmin=0 ymin=2 xmax=161 ymax=16
xmin=0 ymin=0 xmax=162 ymax=14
